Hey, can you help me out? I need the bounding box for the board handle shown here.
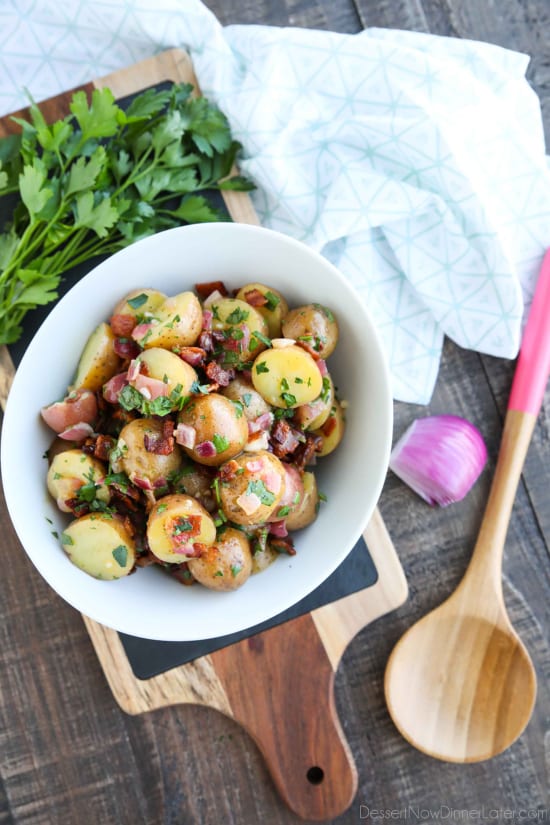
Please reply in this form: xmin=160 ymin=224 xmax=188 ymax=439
xmin=211 ymin=613 xmax=357 ymax=820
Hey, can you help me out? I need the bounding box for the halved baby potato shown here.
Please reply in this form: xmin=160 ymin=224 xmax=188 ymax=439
xmin=147 ymin=493 xmax=216 ymax=563
xmin=136 ymin=348 xmax=197 ymax=399
xmin=311 ymin=401 xmax=345 ymax=457
xmin=285 ymin=471 xmax=319 ymax=530
xmin=112 ymin=288 xmax=166 ymax=319
xmin=210 ymin=297 xmax=269 ymax=363
xmin=138 ymin=291 xmax=203 ymax=350
xmin=187 ymin=527 xmax=252 ymax=591
xmin=71 ymin=322 xmax=121 ymax=392
xmin=61 ymin=513 xmax=135 ymax=579
xmin=251 ymin=345 xmax=322 ymax=409
xmin=235 ymin=283 xmax=289 ymax=338
xmin=47 ymin=449 xmax=109 ymax=513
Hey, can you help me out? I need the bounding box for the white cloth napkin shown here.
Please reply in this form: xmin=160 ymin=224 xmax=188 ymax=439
xmin=1 ymin=0 xmax=550 ymax=403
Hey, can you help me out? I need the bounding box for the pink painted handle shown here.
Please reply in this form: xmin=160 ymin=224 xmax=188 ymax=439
xmin=508 ymin=248 xmax=550 ymax=415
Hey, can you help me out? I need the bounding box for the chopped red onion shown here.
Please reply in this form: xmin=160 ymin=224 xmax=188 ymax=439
xmin=58 ymin=422 xmax=94 ymax=441
xmin=195 ymin=440 xmax=217 ymax=458
xmin=202 ymin=310 xmax=213 ymax=331
xmin=103 ymin=372 xmax=128 ymax=403
xmin=127 ymin=358 xmax=141 ymax=381
xmin=133 ymin=475 xmax=154 ymax=491
xmin=389 ymin=415 xmax=487 ymax=506
xmin=317 ymin=359 xmax=328 ymax=376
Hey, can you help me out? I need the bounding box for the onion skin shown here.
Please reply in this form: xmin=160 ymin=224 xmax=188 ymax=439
xmin=389 ymin=415 xmax=487 ymax=506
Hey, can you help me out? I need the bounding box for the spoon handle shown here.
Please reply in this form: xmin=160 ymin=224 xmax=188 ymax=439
xmin=467 ymin=249 xmax=550 ymax=592
xmin=508 ymin=247 xmax=550 ymax=416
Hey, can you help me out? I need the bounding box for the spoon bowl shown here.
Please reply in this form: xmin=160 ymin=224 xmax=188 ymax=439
xmin=385 ymin=605 xmax=537 ymax=762
xmin=385 ymin=248 xmax=550 ymax=762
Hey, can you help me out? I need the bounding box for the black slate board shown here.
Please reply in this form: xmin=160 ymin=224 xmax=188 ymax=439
xmin=120 ymin=535 xmax=378 ymax=679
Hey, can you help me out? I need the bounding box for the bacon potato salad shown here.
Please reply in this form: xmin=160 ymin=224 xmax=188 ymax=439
xmin=41 ymin=281 xmax=345 ymax=591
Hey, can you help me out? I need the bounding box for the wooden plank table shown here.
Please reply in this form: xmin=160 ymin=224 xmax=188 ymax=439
xmin=0 ymin=1 xmax=549 ymax=822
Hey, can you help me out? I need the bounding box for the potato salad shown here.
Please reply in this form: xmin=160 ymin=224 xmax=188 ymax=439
xmin=41 ymin=281 xmax=345 ymax=591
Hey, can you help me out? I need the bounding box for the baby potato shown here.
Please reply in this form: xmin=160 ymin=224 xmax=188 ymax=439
xmin=311 ymin=401 xmax=345 ymax=457
xmin=118 ymin=418 xmax=183 ymax=488
xmin=137 ymin=347 xmax=197 ymax=399
xmin=220 ymin=375 xmax=271 ymax=422
xmin=251 ymin=345 xmax=322 ymax=409
xmin=112 ymin=288 xmax=166 ymax=318
xmin=218 ymin=450 xmax=285 ymax=526
xmin=281 ymin=303 xmax=338 ymax=359
xmin=147 ymin=493 xmax=216 ymax=563
xmin=72 ymin=322 xmax=121 ymax=392
xmin=47 ymin=449 xmax=110 ymax=513
xmin=140 ymin=291 xmax=203 ymax=350
xmin=285 ymin=471 xmax=319 ymax=530
xmin=269 ymin=463 xmax=305 ymax=522
xmin=235 ymin=283 xmax=289 ymax=338
xmin=178 ymin=393 xmax=248 ymax=467
xmin=211 ymin=297 xmax=269 ymax=363
xmin=187 ymin=527 xmax=252 ymax=591
xmin=61 ymin=513 xmax=135 ymax=579
xmin=294 ymin=373 xmax=334 ymax=431
xmin=170 ymin=462 xmax=216 ymax=512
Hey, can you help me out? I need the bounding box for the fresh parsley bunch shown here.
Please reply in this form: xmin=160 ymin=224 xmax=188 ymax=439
xmin=0 ymin=83 xmax=253 ymax=345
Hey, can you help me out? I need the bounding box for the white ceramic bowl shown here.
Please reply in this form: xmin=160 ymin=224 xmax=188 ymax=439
xmin=1 ymin=223 xmax=392 ymax=641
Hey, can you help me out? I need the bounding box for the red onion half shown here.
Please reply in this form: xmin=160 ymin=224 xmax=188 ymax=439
xmin=389 ymin=415 xmax=487 ymax=507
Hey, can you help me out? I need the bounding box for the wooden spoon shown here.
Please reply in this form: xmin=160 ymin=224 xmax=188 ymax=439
xmin=384 ymin=249 xmax=550 ymax=762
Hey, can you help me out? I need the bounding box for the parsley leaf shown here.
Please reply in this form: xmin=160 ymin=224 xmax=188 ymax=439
xmin=212 ymin=433 xmax=230 ymax=453
xmin=246 ymin=479 xmax=276 ymax=506
xmin=112 ymin=545 xmax=128 ymax=567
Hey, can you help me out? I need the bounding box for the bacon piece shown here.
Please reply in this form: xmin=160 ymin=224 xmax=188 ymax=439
xmin=243 ymin=288 xmax=268 ymax=308
xmin=248 ymin=412 xmax=273 ymax=435
xmin=320 ymin=414 xmax=337 ymax=437
xmin=94 ymin=434 xmax=116 ymax=461
xmin=175 ymin=423 xmax=196 ymax=449
xmin=177 ymin=346 xmax=206 ymax=367
xmin=133 ymin=374 xmax=169 ymax=400
xmin=245 ymin=458 xmax=264 ymax=473
xmin=270 ymin=419 xmax=304 ymax=459
xmin=110 ymin=313 xmax=136 ymax=337
xmin=269 ymin=520 xmax=288 ymax=538
xmin=205 ymin=360 xmax=235 ymax=387
xmin=293 ymin=432 xmax=323 ymax=469
xmin=195 ymin=280 xmax=228 ymax=300
xmin=41 ymin=389 xmax=97 ymax=434
xmin=270 ymin=536 xmax=297 ymax=556
xmin=236 ymin=491 xmax=262 ymax=515
xmin=144 ymin=420 xmax=175 ymax=455
xmin=219 ymin=459 xmax=239 ymax=482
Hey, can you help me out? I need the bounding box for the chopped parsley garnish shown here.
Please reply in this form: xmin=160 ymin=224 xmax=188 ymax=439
xmin=190 ymin=380 xmax=210 ymax=395
xmin=280 ymin=377 xmax=289 ymax=391
xmin=212 ymin=433 xmax=230 ymax=453
xmin=318 ymin=491 xmax=328 ymax=502
xmin=165 ymin=313 xmax=181 ymax=329
xmin=61 ymin=532 xmax=74 ymax=546
xmin=264 ymin=291 xmax=280 ymax=311
xmin=214 ymin=570 xmax=224 ymax=577
xmin=255 ymin=361 xmax=269 ymax=374
xmin=147 ymin=395 xmax=173 ymax=416
xmin=231 ymin=400 xmax=244 ymax=418
xmin=173 ymin=517 xmax=194 ymax=535
xmin=157 ymin=503 xmax=168 ymax=513
xmin=292 ymin=491 xmax=301 ymax=504
xmin=294 ymin=377 xmax=304 ymax=384
xmin=112 ymin=545 xmax=128 ymax=567
xmin=313 ymin=303 xmax=335 ymax=322
xmin=320 ymin=376 xmax=331 ymax=403
xmin=277 ymin=505 xmax=291 ymax=518
xmin=225 ymin=307 xmax=249 ymax=325
xmin=127 ymin=293 xmax=148 ymax=310
xmin=231 ymin=565 xmax=242 ymax=578
xmin=118 ymin=384 xmax=146 ymax=412
xmin=281 ymin=392 xmax=297 ymax=408
xmin=253 ymin=330 xmax=272 ymax=347
xmin=242 ymin=393 xmax=252 ymax=407
xmin=246 ymin=479 xmax=276 ymax=506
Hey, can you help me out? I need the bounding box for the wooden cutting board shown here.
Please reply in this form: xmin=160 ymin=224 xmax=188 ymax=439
xmin=0 ymin=50 xmax=407 ymax=821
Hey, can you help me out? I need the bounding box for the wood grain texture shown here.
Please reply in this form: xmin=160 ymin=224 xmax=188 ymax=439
xmin=1 ymin=1 xmax=549 ymax=823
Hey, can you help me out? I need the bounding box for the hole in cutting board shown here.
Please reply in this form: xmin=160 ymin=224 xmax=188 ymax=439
xmin=306 ymin=766 xmax=325 ymax=785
